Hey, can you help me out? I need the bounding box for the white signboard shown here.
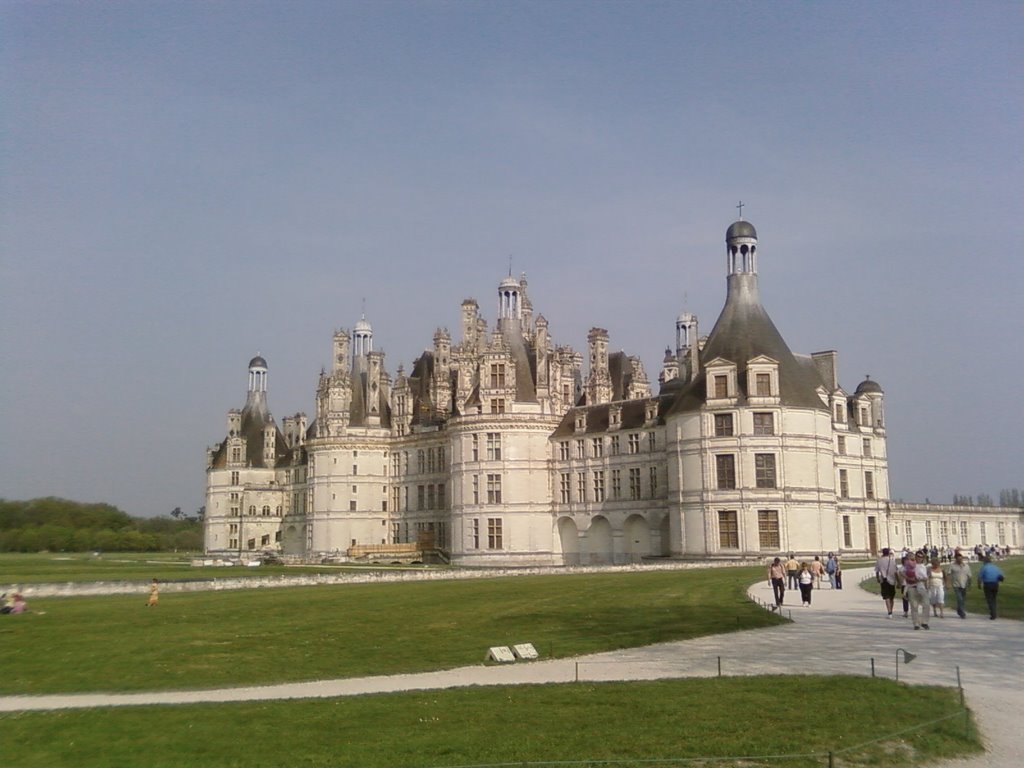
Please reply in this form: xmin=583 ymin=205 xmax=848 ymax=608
xmin=512 ymin=643 xmax=539 ymax=660
xmin=487 ymin=646 xmax=516 ymax=663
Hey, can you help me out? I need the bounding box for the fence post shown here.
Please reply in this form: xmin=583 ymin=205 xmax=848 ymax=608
xmin=575 ymin=662 xmax=579 ymax=683
xmin=870 ymin=658 xmax=875 ymax=678
xmin=717 ymin=656 xmax=722 ymax=677
xmin=828 ymin=750 xmax=834 ymax=767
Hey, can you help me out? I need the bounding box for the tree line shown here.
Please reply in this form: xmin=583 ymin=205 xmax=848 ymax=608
xmin=951 ymin=489 xmax=1024 ymax=508
xmin=0 ymin=497 xmax=203 ymax=552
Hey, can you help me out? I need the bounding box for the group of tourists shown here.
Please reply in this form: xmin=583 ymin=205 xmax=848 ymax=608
xmin=766 ymin=552 xmax=843 ymax=609
xmin=0 ymin=593 xmax=27 ymax=615
xmin=874 ymin=546 xmax=1006 ymax=627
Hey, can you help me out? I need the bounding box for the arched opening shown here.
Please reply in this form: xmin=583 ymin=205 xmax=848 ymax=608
xmin=586 ymin=516 xmax=613 ymax=565
xmin=557 ymin=517 xmax=580 ymax=566
xmin=624 ymin=514 xmax=651 ymax=563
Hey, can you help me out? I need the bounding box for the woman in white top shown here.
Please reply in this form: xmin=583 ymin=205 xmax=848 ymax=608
xmin=927 ymin=558 xmax=947 ymax=618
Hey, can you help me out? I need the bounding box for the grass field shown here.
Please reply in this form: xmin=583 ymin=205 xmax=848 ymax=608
xmin=1 ymin=567 xmax=783 ymax=695
xmin=0 ymin=676 xmax=980 ymax=768
xmin=859 ymin=556 xmax=1023 ymax=620
xmin=0 ymin=551 xmax=430 ymax=584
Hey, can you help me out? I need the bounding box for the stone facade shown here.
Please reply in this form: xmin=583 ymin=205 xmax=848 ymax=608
xmin=204 ymin=220 xmax=1021 ymax=564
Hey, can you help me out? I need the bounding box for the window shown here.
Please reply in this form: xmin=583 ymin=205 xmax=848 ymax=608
xmin=417 ymin=486 xmax=425 ymax=510
xmin=648 ymin=431 xmax=656 ymax=451
xmin=718 ymin=511 xmax=739 ymax=548
xmin=486 ymin=432 xmax=502 ymax=460
xmin=438 ymin=483 xmax=445 ymax=508
xmin=472 ymin=474 xmax=479 ymax=504
xmin=940 ymin=521 xmax=949 ymax=546
xmin=428 ymin=448 xmax=436 ymax=473
xmin=839 ymin=469 xmax=849 ymax=498
xmin=959 ymin=520 xmax=968 ymax=542
xmin=755 ymin=454 xmax=777 ymax=488
xmin=755 ymin=373 xmax=771 ymax=396
xmin=835 ymin=402 xmax=844 ymax=422
xmin=753 ymin=412 xmax=774 ymax=435
xmin=417 ymin=450 xmax=425 ymax=473
xmin=560 ymin=473 xmax=571 ymax=503
xmin=864 ymin=471 xmax=875 ymax=500
xmin=998 ymin=522 xmax=1006 ymax=545
xmin=904 ymin=520 xmax=913 ymax=546
xmin=486 ymin=474 xmax=502 ymax=504
xmin=490 ymin=399 xmax=506 ymax=414
xmin=231 ymin=471 xmax=239 ymax=485
xmin=925 ymin=520 xmax=933 ymax=543
xmin=575 ymin=440 xmax=585 ymax=459
xmin=649 ymin=466 xmax=658 ymax=497
xmin=863 ymin=438 xmax=872 ymax=458
xmin=591 ymin=438 xmax=603 ymax=458
xmin=842 ymin=515 xmax=852 ymax=548
xmin=248 ymin=505 xmax=256 ymax=516
xmin=593 ymin=471 xmax=605 ymax=502
xmin=231 ymin=446 xmax=241 ymax=463
xmin=438 ymin=447 xmax=445 ymax=470
xmin=628 ymin=433 xmax=640 ymax=454
xmin=714 ymin=413 xmax=734 ymax=437
xmin=716 ymin=455 xmax=736 ymax=490
xmin=261 ymin=534 xmax=270 ymax=546
xmin=629 ymin=468 xmax=641 ymax=500
xmin=611 ymin=469 xmax=622 ymax=499
xmin=427 ymin=484 xmax=436 ymax=509
xmin=487 ymin=518 xmax=503 ymax=549
xmin=352 ymin=464 xmax=358 ymax=475
xmin=837 ymin=436 xmax=846 ymax=455
xmin=558 ymin=441 xmax=569 ymax=461
xmin=349 ymin=500 xmax=357 ymax=511
xmin=471 ymin=434 xmax=479 ymax=461
xmin=229 ymin=523 xmax=238 ymax=533
xmin=860 ymin=407 xmax=869 ymax=425
xmin=610 ymin=435 xmax=620 ymax=455
xmin=714 ymin=375 xmax=728 ymax=398
xmin=229 ymin=538 xmax=238 ymax=549
xmin=261 ymin=505 xmax=271 ymax=516
xmin=757 ymin=510 xmax=779 ymax=549
xmin=490 ymin=363 xmax=506 ymax=389
xmin=979 ymin=522 xmax=987 ymax=543
xmin=577 ymin=472 xmax=586 ymax=502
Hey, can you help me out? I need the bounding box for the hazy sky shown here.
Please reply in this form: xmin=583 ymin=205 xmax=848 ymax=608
xmin=2 ymin=1 xmax=1021 ymax=517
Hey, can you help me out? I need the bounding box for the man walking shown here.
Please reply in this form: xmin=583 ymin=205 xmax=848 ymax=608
xmin=977 ymin=555 xmax=1005 ymax=620
xmin=785 ymin=553 xmax=800 ymax=592
xmin=947 ymin=551 xmax=972 ymax=619
xmin=875 ymin=547 xmax=899 ymax=618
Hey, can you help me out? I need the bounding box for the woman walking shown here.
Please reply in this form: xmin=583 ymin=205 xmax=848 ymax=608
xmin=798 ymin=562 xmax=814 ymax=606
xmin=927 ymin=558 xmax=947 ymax=618
xmin=767 ymin=557 xmax=786 ymax=609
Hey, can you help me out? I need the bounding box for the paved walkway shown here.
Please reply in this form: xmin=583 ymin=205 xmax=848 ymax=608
xmin=2 ymin=568 xmax=1021 ymax=766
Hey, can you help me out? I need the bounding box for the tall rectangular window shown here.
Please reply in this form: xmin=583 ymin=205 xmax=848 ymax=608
xmin=716 ymin=455 xmax=736 ymax=490
xmin=925 ymin=520 xmax=933 ymax=542
xmin=560 ymin=473 xmax=571 ymax=504
xmin=714 ymin=375 xmax=728 ymax=398
xmin=862 ymin=438 xmax=872 ymax=458
xmin=472 ymin=474 xmax=479 ymax=505
xmin=490 ymin=363 xmax=506 ymax=389
xmin=904 ymin=520 xmax=913 ymax=546
xmin=649 ymin=466 xmax=658 ymax=497
xmin=629 ymin=468 xmax=641 ymax=500
xmin=558 ymin=441 xmax=569 ymax=461
xmin=417 ymin=485 xmax=425 ymax=510
xmin=577 ymin=472 xmax=586 ymax=502
xmin=611 ymin=469 xmax=622 ymax=499
xmin=648 ymin=432 xmax=656 ymax=451
xmin=714 ymin=413 xmax=734 ymax=437
xmin=628 ymin=433 xmax=640 ymax=454
xmin=486 ymin=474 xmax=502 ymax=504
xmin=755 ymin=454 xmax=777 ymax=488
xmin=864 ymin=471 xmax=875 ymax=500
xmin=839 ymin=469 xmax=849 ymax=498
xmin=231 ymin=471 xmax=239 ymax=485
xmin=471 ymin=518 xmax=479 ymax=549
xmin=753 ymin=412 xmax=774 ymax=435
xmin=837 ymin=436 xmax=846 ymax=455
xmin=591 ymin=438 xmax=603 ymax=458
xmin=842 ymin=515 xmax=853 ymax=548
xmin=471 ymin=434 xmax=479 ymax=461
xmin=718 ymin=510 xmax=739 ymax=548
xmin=417 ymin=450 xmax=425 ymax=473
xmin=979 ymin=522 xmax=987 ymax=542
xmin=427 ymin=448 xmax=436 ymax=473
xmin=755 ymin=373 xmax=771 ymax=396
xmin=487 ymin=518 xmax=502 ymax=549
xmin=835 ymin=402 xmax=844 ymax=422
xmin=940 ymin=521 xmax=949 ymax=546
xmin=575 ymin=440 xmax=585 ymax=459
xmin=757 ymin=510 xmax=779 ymax=549
xmin=610 ymin=436 xmax=620 ymax=455
xmin=486 ymin=432 xmax=502 ymax=460
xmin=959 ymin=520 xmax=968 ymax=542
xmin=427 ymin=484 xmax=435 ymax=509
xmin=490 ymin=398 xmax=505 ymax=414
xmin=593 ymin=471 xmax=605 ymax=502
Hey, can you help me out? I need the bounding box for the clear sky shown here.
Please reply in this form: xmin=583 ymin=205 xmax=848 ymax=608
xmin=2 ymin=1 xmax=1021 ymax=517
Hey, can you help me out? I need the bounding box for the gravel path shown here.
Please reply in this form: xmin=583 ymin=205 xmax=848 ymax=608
xmin=2 ymin=568 xmax=1020 ymax=766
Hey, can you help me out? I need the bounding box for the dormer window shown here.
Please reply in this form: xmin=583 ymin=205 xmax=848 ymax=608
xmin=714 ymin=375 xmax=728 ymax=398
xmin=575 ymin=412 xmax=587 ymax=432
xmin=834 ymin=402 xmax=845 ymax=423
xmin=746 ymin=357 xmax=780 ymax=403
xmin=609 ymin=405 xmax=622 ymax=430
xmin=705 ymin=359 xmax=737 ymax=402
xmin=755 ymin=373 xmax=771 ymax=396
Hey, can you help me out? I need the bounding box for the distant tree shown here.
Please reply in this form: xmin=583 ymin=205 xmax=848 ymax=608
xmin=976 ymin=493 xmax=994 ymax=507
xmin=999 ymin=488 xmax=1022 ymax=508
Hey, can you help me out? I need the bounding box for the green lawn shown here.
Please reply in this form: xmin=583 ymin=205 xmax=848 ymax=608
xmin=1 ymin=567 xmax=782 ymax=695
xmin=859 ymin=556 xmax=1023 ymax=620
xmin=0 ymin=551 xmax=430 ymax=584
xmin=0 ymin=676 xmax=979 ymax=768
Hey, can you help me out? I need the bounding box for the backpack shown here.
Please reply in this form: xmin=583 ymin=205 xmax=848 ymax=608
xmin=826 ymin=558 xmax=836 ymax=574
